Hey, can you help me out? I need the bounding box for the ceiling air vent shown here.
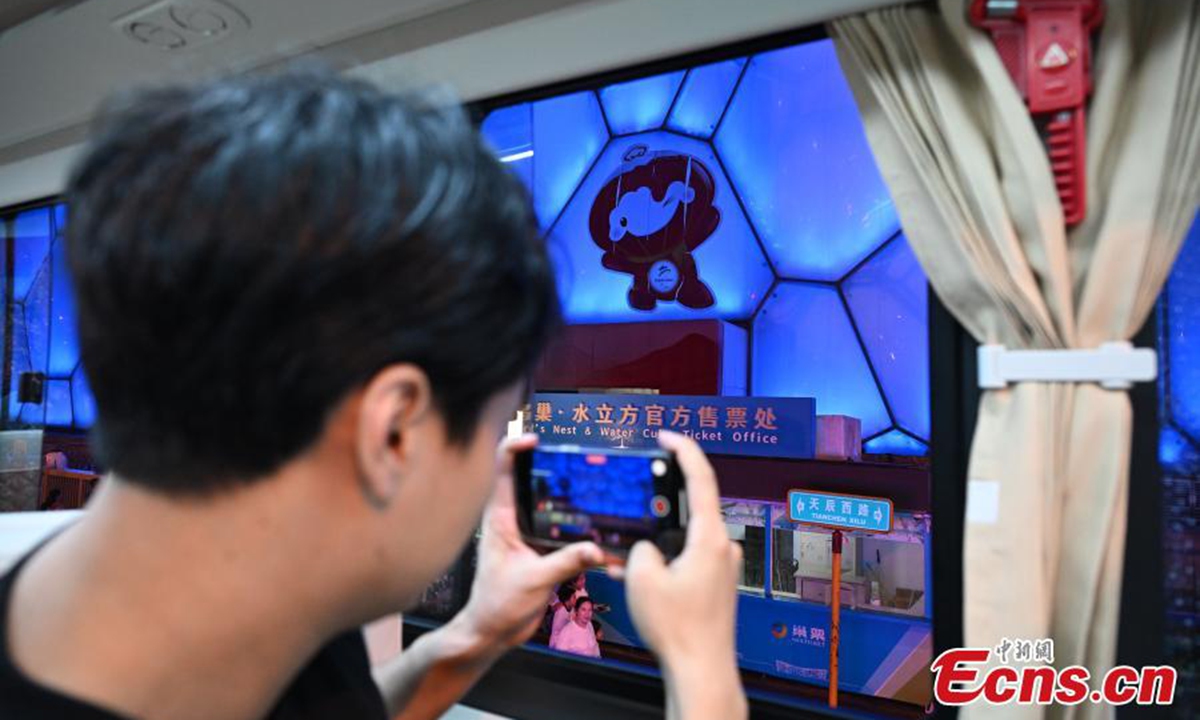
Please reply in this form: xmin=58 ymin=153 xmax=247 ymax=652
xmin=112 ymin=0 xmax=249 ymax=52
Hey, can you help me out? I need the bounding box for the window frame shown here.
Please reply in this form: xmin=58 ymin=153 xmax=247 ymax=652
xmin=419 ymin=23 xmax=978 ymax=720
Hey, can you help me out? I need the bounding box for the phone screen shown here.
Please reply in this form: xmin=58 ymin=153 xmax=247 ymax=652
xmin=517 ymin=446 xmax=685 ymax=556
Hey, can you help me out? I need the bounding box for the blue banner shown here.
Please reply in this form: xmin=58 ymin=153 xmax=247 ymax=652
xmin=531 ymin=393 xmax=815 ymax=459
xmin=584 ymin=571 xmax=932 ymax=699
xmin=788 ymin=490 xmax=893 ymax=533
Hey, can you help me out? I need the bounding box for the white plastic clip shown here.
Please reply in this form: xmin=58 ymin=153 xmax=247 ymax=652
xmin=976 ymin=341 xmax=1157 ymax=390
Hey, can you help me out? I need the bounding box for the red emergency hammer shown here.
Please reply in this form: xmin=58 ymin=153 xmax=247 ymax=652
xmin=969 ymin=0 xmax=1104 ymax=226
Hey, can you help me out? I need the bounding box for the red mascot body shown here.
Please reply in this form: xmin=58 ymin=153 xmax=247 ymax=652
xmin=588 ymin=145 xmax=720 ymax=311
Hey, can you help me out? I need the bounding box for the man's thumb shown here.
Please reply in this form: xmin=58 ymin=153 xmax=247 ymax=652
xmin=625 ymin=540 xmax=667 ymax=586
xmin=537 ymin=541 xmax=604 ymax=583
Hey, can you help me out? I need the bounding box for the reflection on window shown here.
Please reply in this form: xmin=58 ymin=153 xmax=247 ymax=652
xmin=479 ymin=40 xmax=931 ymax=455
xmin=1156 ymin=213 xmax=1200 ymax=719
xmin=770 ymin=525 xmax=858 ymax=603
xmin=1 ymin=202 xmax=95 ymax=430
xmin=458 ymin=30 xmax=938 ymax=711
xmin=860 ymin=533 xmax=927 ymax=616
xmin=723 ymin=499 xmax=766 ymax=592
xmin=766 ymin=505 xmax=930 ymax=618
xmin=723 ymin=499 xmax=929 ymax=618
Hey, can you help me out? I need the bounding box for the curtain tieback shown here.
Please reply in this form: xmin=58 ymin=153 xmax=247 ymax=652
xmin=977 ymin=341 xmax=1157 ymax=390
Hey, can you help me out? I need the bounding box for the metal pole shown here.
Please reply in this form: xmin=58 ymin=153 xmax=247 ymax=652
xmin=829 ymin=530 xmax=842 ymax=708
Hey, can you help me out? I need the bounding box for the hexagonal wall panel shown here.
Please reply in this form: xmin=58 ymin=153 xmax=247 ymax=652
xmin=752 ymin=282 xmax=890 ymax=437
xmin=599 ymin=70 xmax=685 ymax=135
xmin=714 ymin=39 xmax=899 ymax=281
xmin=546 ymin=131 xmax=773 ymax=323
xmin=481 ymin=103 xmax=534 ymax=190
xmin=23 ymin=261 xmax=50 ymax=383
xmin=49 ymin=239 xmax=80 ymax=377
xmin=7 ymin=304 xmax=31 ymax=421
xmin=864 ymin=429 xmax=927 ymax=457
xmin=842 ymin=236 xmax=929 ymax=440
xmin=72 ymin=363 xmax=97 ymax=429
xmin=44 ymin=379 xmax=72 ymax=428
xmin=481 ymin=90 xmax=609 ymax=232
xmin=13 ymin=207 xmax=50 ymax=301
xmin=666 ymin=58 xmax=746 ymax=139
xmin=5 ymin=204 xmax=95 ymax=430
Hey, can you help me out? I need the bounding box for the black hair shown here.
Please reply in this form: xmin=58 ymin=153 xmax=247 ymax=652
xmin=574 ymin=596 xmax=595 ymax=612
xmin=556 ymin=584 xmax=576 ymax=606
xmin=65 ymin=69 xmax=559 ymax=492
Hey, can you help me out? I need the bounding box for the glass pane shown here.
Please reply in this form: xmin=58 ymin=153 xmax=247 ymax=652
xmin=12 ymin=208 xmax=50 ymax=302
xmin=722 ymin=499 xmax=767 ymax=593
xmin=13 ymin=255 xmax=51 ymax=425
xmin=599 ymin=70 xmax=686 ymax=135
xmin=752 ymin=282 xmax=891 ymax=437
xmin=864 ymin=429 xmax=928 ymax=457
xmin=713 ymin=40 xmax=899 ymax=281
xmin=771 ymin=526 xmax=858 ymax=599
xmin=1156 ymin=211 xmax=1200 ymax=718
xmin=44 ymin=379 xmax=72 ymax=428
xmin=666 ymin=58 xmax=746 ymax=139
xmin=442 ymin=32 xmax=936 ymax=712
xmin=0 ymin=206 xmax=55 ymax=511
xmin=860 ymin=532 xmax=928 ymax=617
xmin=48 ymin=236 xmax=80 ymax=377
xmin=770 ymin=511 xmax=930 ymax=618
xmin=0 ymin=202 xmax=96 ymax=511
xmin=70 ymin=364 xmax=97 ymax=433
xmin=842 ymin=235 xmax=929 ymax=441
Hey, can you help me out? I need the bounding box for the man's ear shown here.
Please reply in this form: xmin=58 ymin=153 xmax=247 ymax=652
xmin=355 ymin=364 xmax=432 ymax=510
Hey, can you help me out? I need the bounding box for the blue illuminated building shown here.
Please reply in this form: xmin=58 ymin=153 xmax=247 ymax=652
xmin=1157 ymin=214 xmax=1200 ymax=710
xmin=1160 ymin=215 xmax=1200 ymax=474
xmin=482 ymin=39 xmax=929 ymax=455
xmin=0 ymin=39 xmax=933 ymax=457
xmin=1 ymin=203 xmax=92 ymax=430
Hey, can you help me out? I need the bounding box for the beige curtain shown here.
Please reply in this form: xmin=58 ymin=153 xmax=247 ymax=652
xmin=830 ymin=1 xmax=1200 ymax=719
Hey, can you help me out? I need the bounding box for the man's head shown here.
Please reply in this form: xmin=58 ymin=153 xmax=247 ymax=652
xmin=574 ymin=596 xmax=595 ymax=625
xmin=65 ymin=69 xmax=559 ymax=607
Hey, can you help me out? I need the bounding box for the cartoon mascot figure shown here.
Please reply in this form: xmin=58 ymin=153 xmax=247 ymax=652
xmin=588 ymin=145 xmax=720 ymax=311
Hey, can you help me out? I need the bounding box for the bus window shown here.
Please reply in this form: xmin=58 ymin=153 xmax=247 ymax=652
xmin=770 ymin=508 xmax=930 ymax=617
xmin=722 ymin=499 xmax=767 ymax=594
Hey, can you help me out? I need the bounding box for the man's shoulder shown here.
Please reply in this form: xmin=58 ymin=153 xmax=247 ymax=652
xmin=267 ymin=630 xmax=388 ymax=720
xmin=0 ymin=625 xmax=385 ymax=720
xmin=0 ymin=549 xmax=130 ymax=720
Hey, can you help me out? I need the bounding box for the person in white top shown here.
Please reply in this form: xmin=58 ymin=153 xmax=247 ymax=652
xmin=571 ymin=572 xmax=589 ymax=603
xmin=550 ymin=596 xmax=600 ymax=658
xmin=548 ymin=584 xmax=575 ymax=645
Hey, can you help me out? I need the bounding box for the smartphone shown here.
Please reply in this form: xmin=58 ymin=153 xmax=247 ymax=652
xmin=514 ymin=444 xmax=687 ymax=561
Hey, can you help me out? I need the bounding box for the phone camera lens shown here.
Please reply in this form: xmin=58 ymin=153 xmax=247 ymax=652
xmin=651 ymin=495 xmax=671 ymax=517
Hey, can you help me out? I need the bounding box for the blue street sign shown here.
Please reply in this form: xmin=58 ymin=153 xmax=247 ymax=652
xmin=788 ymin=490 xmax=893 ymax=534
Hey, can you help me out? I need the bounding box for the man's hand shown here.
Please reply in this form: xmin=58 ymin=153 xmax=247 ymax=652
xmin=457 ymin=434 xmax=604 ymax=657
xmin=377 ymin=434 xmax=603 ymax=720
xmin=624 ymin=431 xmax=747 ymax=720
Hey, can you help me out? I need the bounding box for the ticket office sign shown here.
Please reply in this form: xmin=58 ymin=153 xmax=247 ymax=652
xmin=531 ymin=393 xmax=816 ymax=460
xmin=788 ymin=490 xmax=893 ymax=534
